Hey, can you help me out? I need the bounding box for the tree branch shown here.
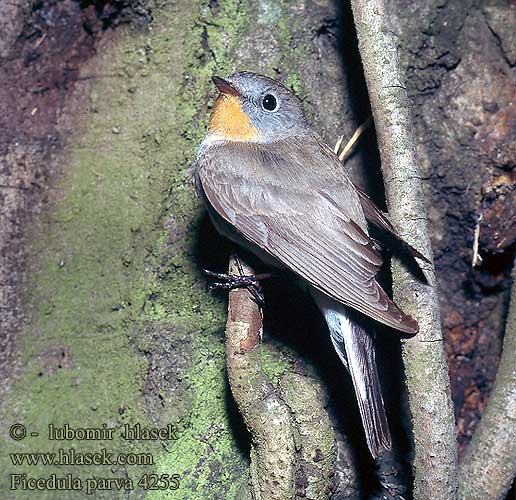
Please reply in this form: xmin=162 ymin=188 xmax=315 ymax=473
xmin=224 ymin=255 xmax=337 ymax=500
xmin=349 ymin=1 xmax=459 ymax=499
xmin=458 ymin=262 xmax=516 ymax=500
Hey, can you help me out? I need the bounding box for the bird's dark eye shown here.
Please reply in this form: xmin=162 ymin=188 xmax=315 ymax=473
xmin=262 ymin=94 xmax=277 ymax=111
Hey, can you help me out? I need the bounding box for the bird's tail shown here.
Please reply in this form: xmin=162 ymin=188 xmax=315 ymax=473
xmin=312 ymin=290 xmax=391 ymax=458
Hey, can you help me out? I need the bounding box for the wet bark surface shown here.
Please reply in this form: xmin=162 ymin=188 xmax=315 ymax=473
xmin=385 ymin=0 xmax=516 ymax=455
xmin=0 ymin=0 xmax=150 ymax=399
xmin=0 ymin=0 xmax=515 ymax=498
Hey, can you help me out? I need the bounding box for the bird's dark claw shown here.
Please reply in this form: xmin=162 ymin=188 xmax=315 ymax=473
xmin=203 ymin=269 xmax=257 ymax=285
xmin=202 ymin=269 xmax=232 ymax=280
xmin=205 ymin=273 xmax=260 ymax=289
xmin=203 ymin=257 xmax=268 ymax=307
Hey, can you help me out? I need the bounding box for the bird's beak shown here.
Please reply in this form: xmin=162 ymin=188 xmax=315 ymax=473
xmin=212 ymin=76 xmax=240 ymax=97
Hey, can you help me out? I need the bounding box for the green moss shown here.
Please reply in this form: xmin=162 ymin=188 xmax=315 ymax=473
xmin=1 ymin=1 xmax=330 ymax=498
xmin=259 ymin=345 xmax=293 ymax=386
xmin=0 ymin=1 xmax=252 ymax=498
xmin=140 ymin=4 xmax=255 ymax=498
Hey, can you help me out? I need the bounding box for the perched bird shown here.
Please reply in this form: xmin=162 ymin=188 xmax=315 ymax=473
xmin=193 ymin=71 xmax=424 ymax=458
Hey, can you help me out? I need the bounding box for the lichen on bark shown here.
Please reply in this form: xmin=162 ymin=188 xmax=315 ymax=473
xmin=224 ymin=257 xmax=336 ymax=500
xmin=350 ymin=0 xmax=459 ymax=498
xmin=0 ymin=1 xmax=358 ymax=498
xmin=1 ymin=1 xmax=253 ymax=497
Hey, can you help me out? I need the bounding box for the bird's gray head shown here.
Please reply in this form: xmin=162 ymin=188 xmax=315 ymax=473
xmin=207 ymin=71 xmax=309 ymax=143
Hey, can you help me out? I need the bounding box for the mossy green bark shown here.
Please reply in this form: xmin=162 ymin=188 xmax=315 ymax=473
xmin=1 ymin=1 xmax=349 ymax=498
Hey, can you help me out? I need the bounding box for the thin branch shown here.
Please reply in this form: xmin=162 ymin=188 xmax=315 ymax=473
xmin=224 ymin=256 xmax=294 ymax=499
xmin=224 ymin=255 xmax=336 ymax=500
xmin=471 ymin=215 xmax=483 ymax=268
xmin=458 ymin=262 xmax=516 ymax=500
xmin=349 ymin=1 xmax=459 ymax=499
xmin=337 ymin=116 xmax=372 ymax=162
xmin=334 ymin=135 xmax=344 ymax=155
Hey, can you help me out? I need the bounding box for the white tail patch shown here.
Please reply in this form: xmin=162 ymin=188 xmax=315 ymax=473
xmin=311 ymin=288 xmax=392 ymax=458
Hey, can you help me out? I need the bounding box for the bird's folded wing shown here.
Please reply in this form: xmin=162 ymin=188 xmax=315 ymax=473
xmin=356 ymin=186 xmax=430 ymax=263
xmin=197 ymin=148 xmax=418 ymax=334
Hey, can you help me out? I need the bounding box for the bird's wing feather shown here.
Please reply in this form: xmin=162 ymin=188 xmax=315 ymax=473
xmin=197 ymin=139 xmax=418 ymax=334
xmin=344 ymin=318 xmax=391 ymax=457
xmin=313 ymin=289 xmax=391 ymax=458
xmin=356 ymin=185 xmax=430 ymax=263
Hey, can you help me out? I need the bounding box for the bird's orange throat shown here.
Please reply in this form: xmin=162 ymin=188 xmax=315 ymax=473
xmin=208 ymin=94 xmax=259 ymax=141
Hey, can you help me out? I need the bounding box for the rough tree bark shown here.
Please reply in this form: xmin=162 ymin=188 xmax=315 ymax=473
xmin=0 ymin=1 xmax=364 ymax=498
xmin=1 ymin=0 xmax=514 ymax=499
xmin=350 ymin=1 xmax=459 ymax=499
xmin=225 ymin=256 xmax=335 ymax=500
xmin=458 ymin=262 xmax=516 ymax=500
xmin=384 ymin=0 xmax=516 ymax=459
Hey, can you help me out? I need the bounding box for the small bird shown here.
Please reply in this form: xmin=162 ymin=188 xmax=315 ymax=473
xmin=193 ymin=72 xmax=425 ymax=458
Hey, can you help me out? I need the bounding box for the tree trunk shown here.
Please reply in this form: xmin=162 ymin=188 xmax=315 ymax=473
xmin=0 ymin=1 xmax=364 ymax=498
xmin=1 ymin=0 xmax=514 ymax=499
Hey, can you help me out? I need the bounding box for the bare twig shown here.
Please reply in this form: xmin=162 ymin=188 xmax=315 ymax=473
xmin=458 ymin=262 xmax=516 ymax=500
xmin=349 ymin=1 xmax=459 ymax=499
xmin=224 ymin=256 xmax=336 ymax=500
xmin=471 ymin=214 xmax=483 ymax=268
xmin=337 ymin=116 xmax=372 ymax=162
xmin=334 ymin=135 xmax=344 ymax=155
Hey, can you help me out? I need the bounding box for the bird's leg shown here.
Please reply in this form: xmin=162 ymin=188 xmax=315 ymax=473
xmin=233 ymin=255 xmax=268 ymax=306
xmin=202 ymin=270 xmax=273 ymax=288
xmin=203 ymin=254 xmax=272 ymax=306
